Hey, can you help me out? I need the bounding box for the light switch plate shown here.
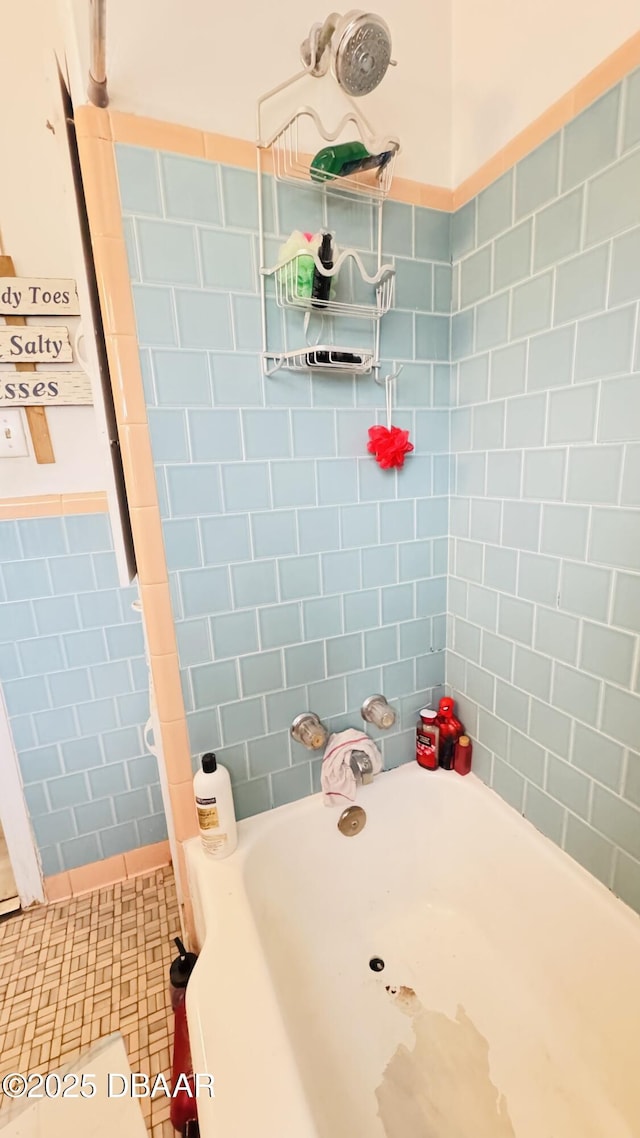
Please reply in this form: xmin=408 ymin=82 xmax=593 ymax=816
xmin=0 ymin=411 xmax=29 ymax=458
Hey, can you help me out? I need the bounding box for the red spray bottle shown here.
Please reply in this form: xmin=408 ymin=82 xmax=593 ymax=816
xmin=169 ymin=937 xmax=199 ymax=1136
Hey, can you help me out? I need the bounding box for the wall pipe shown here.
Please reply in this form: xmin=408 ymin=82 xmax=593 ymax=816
xmin=87 ymin=0 xmax=108 ymax=107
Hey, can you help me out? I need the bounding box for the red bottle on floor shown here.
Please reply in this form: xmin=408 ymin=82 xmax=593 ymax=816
xmin=454 ymin=735 xmax=473 ymax=775
xmin=435 ymin=698 xmax=463 ymax=770
xmin=169 ymin=938 xmax=199 ymax=1136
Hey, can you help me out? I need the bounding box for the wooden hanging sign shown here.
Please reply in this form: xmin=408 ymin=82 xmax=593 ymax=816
xmin=0 ymin=372 xmax=92 ymax=405
xmin=0 ymin=326 xmax=72 ymax=363
xmin=0 ymin=278 xmax=79 ymax=316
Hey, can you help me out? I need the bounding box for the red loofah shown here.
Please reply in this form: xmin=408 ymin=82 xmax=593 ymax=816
xmin=367 ymin=424 xmax=414 ymax=470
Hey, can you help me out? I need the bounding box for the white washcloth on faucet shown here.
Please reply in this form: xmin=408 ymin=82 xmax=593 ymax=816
xmin=321 ymin=728 xmax=383 ymax=807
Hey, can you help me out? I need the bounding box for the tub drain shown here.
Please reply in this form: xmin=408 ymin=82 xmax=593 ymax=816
xmin=369 ymin=957 xmax=385 ymax=972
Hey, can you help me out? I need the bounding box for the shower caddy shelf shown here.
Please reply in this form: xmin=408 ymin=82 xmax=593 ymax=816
xmin=265 ymin=247 xmax=395 ymax=319
xmin=261 ymin=106 xmax=398 ymax=200
xmin=257 ymin=91 xmax=400 ymax=379
xmin=272 ymin=346 xmax=376 ymax=374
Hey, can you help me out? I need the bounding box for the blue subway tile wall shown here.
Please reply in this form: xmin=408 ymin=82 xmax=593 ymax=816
xmin=0 ymin=515 xmax=165 ymax=875
xmin=449 ymin=67 xmax=640 ymax=915
xmin=114 ymin=69 xmax=640 ymax=916
xmin=116 ymin=144 xmax=449 ymax=818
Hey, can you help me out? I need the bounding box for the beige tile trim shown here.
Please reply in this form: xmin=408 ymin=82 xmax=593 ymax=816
xmin=454 ymin=29 xmax=640 ymax=207
xmin=60 ymin=492 xmax=109 ymax=514
xmin=44 ymin=840 xmax=172 ymax=901
xmin=0 ymin=491 xmax=108 ymax=520
xmin=76 ymin=116 xmax=199 ymax=871
xmin=75 ymin=27 xmax=640 ymax=213
xmin=390 ymin=177 xmax=453 ymax=210
xmin=453 ymin=92 xmax=575 ymax=208
xmin=573 ymin=28 xmax=640 ymax=114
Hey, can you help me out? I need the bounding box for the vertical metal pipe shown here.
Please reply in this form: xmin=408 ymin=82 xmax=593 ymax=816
xmin=88 ymin=0 xmax=108 ymax=108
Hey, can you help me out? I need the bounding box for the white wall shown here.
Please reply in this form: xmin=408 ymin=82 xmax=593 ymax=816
xmin=0 ymin=0 xmax=107 ymax=496
xmin=63 ymin=0 xmax=453 ymax=187
xmin=452 ymin=0 xmax=640 ymax=184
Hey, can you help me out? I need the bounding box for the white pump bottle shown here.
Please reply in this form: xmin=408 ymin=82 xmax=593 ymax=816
xmin=193 ymin=752 xmax=238 ymax=858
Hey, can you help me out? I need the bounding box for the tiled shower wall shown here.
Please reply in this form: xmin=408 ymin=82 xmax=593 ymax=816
xmin=0 ymin=514 xmax=166 ymax=874
xmin=116 ymin=146 xmax=451 ymax=817
xmin=448 ymin=69 xmax=640 ymax=913
xmin=114 ymin=67 xmax=640 ymax=913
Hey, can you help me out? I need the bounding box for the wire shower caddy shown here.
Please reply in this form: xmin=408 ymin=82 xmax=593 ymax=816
xmin=256 ymin=68 xmax=401 ymax=381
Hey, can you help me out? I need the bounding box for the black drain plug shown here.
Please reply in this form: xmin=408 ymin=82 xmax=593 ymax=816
xmin=369 ymin=957 xmax=385 ymax=972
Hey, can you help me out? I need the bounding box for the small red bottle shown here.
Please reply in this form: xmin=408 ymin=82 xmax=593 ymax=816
xmin=435 ymin=697 xmax=463 ymax=770
xmin=453 ymin=735 xmax=473 ymax=775
xmin=416 ymin=708 xmax=439 ymax=770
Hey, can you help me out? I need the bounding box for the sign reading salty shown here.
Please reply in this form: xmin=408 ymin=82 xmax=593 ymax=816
xmin=0 ymin=372 xmax=92 ymax=405
xmin=0 ymin=278 xmax=80 ymax=316
xmin=0 ymin=326 xmax=72 ymax=363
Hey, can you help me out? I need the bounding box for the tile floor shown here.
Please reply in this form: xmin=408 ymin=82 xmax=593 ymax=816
xmin=0 ymin=827 xmax=19 ymax=917
xmin=0 ymin=866 xmax=179 ymax=1137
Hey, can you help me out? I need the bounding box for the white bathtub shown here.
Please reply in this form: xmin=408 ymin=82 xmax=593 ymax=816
xmin=186 ymin=764 xmax=640 ymax=1138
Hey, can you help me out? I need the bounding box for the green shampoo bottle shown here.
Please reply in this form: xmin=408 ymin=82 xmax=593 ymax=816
xmin=310 ymin=141 xmax=394 ymax=182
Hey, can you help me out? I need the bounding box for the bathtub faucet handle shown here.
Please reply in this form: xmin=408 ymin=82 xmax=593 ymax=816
xmin=360 ymin=694 xmax=396 ymax=730
xmin=290 ymin=711 xmax=328 ymax=750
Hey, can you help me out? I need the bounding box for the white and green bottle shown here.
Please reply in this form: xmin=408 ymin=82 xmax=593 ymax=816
xmin=193 ymin=752 xmax=238 ymax=858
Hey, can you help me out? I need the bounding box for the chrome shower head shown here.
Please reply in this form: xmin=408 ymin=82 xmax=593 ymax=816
xmin=333 ymin=11 xmax=393 ymax=96
xmin=301 ymin=10 xmax=395 ymax=96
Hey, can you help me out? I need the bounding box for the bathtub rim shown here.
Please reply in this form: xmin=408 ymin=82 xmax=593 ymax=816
xmin=189 ymin=764 xmax=640 ymax=939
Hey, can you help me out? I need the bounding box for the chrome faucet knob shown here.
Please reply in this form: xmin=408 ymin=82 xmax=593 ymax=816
xmin=290 ymin=712 xmax=328 ymax=750
xmin=360 ymin=694 xmax=396 ymax=729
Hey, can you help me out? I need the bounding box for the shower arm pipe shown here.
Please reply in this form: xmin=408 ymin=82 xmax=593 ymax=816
xmin=88 ymin=0 xmax=109 ymax=108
